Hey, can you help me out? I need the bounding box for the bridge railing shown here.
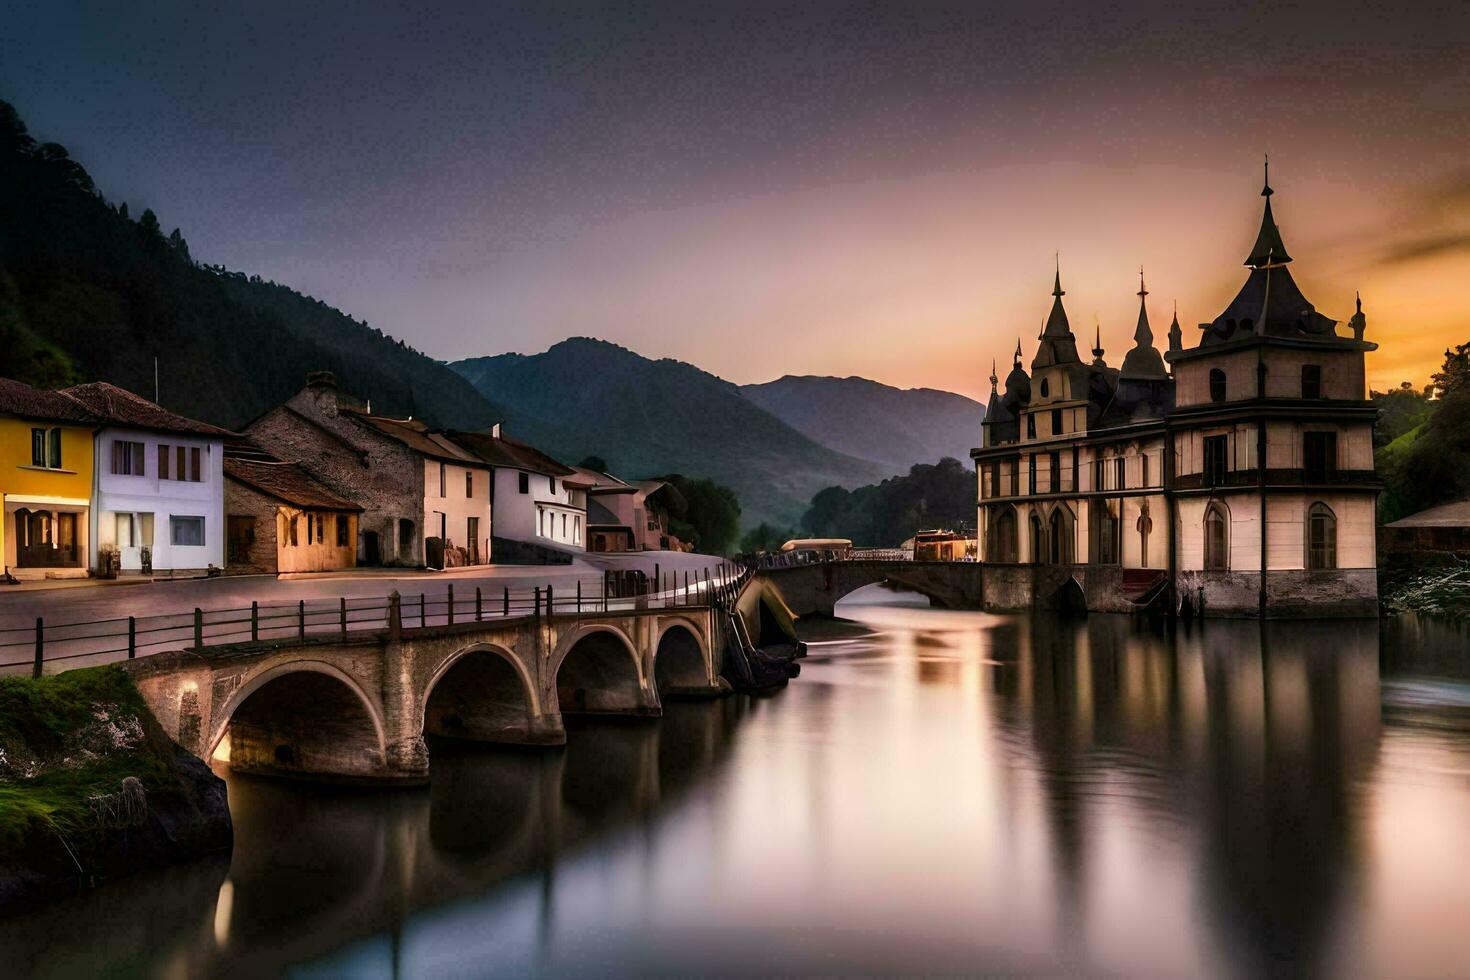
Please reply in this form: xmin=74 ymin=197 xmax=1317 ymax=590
xmin=0 ymin=563 xmax=750 ymax=677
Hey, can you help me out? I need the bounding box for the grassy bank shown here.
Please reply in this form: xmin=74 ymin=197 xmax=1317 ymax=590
xmin=1380 ymin=556 xmax=1470 ymax=619
xmin=0 ymin=666 xmax=231 ymax=907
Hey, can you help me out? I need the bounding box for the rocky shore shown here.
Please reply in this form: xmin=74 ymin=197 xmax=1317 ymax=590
xmin=0 ymin=666 xmax=232 ymax=911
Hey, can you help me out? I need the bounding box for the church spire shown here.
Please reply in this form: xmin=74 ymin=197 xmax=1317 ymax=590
xmin=1053 ymin=253 xmax=1064 ymax=298
xmin=1245 ymin=155 xmax=1292 ymax=267
xmin=989 ymin=358 xmax=998 ymax=393
xmin=1091 ymin=320 xmax=1107 ymax=367
xmin=1040 ymin=256 xmax=1073 ymax=339
xmin=1168 ymin=301 xmax=1182 ymax=353
xmin=1013 ymin=338 xmax=1022 ymax=367
xmin=1133 ymin=266 xmax=1154 ymax=347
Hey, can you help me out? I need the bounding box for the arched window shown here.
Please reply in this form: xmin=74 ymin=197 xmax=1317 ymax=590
xmin=1030 ymin=513 xmax=1047 ymax=565
xmin=1302 ymin=364 xmax=1322 ymax=399
xmin=1204 ymin=503 xmax=1229 ymax=570
xmin=1209 ymin=368 xmax=1227 ymax=403
xmin=1090 ymin=499 xmax=1119 ymax=565
xmin=1048 ymin=506 xmax=1075 ymax=565
xmin=1307 ymin=502 xmax=1337 ymax=570
xmin=1039 ymin=378 xmax=1050 ymax=398
xmin=989 ymin=506 xmax=1019 ymax=563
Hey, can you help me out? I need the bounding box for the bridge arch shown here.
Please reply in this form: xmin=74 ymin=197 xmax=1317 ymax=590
xmin=653 ymin=619 xmax=711 ymax=695
xmin=551 ymin=624 xmax=649 ymax=716
xmin=423 ymin=642 xmax=543 ymax=744
xmin=209 ymin=659 xmax=389 ymax=780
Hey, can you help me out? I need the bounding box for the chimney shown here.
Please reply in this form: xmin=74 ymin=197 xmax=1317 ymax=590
xmin=491 ymin=422 xmax=502 ymax=438
xmin=305 ymin=370 xmax=340 ymax=418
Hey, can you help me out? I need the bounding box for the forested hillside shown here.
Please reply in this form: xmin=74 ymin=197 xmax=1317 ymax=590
xmin=0 ymin=99 xmax=506 ymax=430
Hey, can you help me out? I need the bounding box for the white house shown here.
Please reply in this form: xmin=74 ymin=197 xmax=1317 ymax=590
xmin=61 ymin=383 xmax=232 ymax=575
xmin=450 ymin=425 xmax=590 ymax=556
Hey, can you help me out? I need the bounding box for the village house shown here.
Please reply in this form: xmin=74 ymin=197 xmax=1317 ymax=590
xmin=448 ymin=425 xmax=590 ymax=562
xmin=59 ymin=382 xmax=232 ymax=577
xmin=973 ymin=168 xmax=1379 ymax=617
xmin=245 ymin=373 xmax=492 ymax=569
xmin=579 ymin=468 xmax=689 ymax=553
xmin=223 ymin=455 xmax=361 ymax=574
xmin=0 ymin=378 xmax=96 ymax=580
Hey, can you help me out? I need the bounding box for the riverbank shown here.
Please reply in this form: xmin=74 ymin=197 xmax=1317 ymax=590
xmin=1380 ymin=555 xmax=1470 ymax=619
xmin=0 ymin=666 xmax=231 ymax=910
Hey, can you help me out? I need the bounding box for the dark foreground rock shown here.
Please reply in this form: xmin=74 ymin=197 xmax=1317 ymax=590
xmin=0 ymin=667 xmax=232 ymax=912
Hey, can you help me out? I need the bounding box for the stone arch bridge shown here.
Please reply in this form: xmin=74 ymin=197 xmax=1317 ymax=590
xmin=124 ymin=603 xmax=725 ymax=785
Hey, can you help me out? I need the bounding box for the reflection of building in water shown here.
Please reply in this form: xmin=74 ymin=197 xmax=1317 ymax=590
xmin=986 ymin=616 xmax=1380 ymax=976
xmin=974 ymin=166 xmax=1380 ymax=618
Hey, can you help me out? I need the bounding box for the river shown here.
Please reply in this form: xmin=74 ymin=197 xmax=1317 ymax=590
xmin=4 ymin=589 xmax=1470 ymax=977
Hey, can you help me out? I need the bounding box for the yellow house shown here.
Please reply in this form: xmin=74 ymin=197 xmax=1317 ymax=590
xmin=0 ymin=378 xmax=97 ymax=579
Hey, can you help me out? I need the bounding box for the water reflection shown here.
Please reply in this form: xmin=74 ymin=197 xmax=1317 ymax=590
xmin=1 ymin=609 xmax=1467 ymax=977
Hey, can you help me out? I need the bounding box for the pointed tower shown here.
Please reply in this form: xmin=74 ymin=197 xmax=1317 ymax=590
xmin=1244 ymin=157 xmax=1292 ymax=268
xmin=1090 ymin=321 xmax=1108 ymax=369
xmin=1031 ymin=257 xmax=1081 ymax=371
xmin=1003 ymin=338 xmax=1031 ymax=406
xmin=1349 ymin=291 xmax=1367 ymax=341
xmin=1168 ymin=301 xmax=1182 ymax=353
xmin=1120 ymin=267 xmax=1168 ymax=380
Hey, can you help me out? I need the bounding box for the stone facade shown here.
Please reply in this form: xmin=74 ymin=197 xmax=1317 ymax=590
xmin=972 ymin=170 xmax=1380 ymax=618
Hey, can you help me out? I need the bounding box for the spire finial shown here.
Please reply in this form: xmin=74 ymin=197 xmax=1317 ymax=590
xmin=1262 ymin=154 xmax=1272 ymax=197
xmin=1356 ymin=290 xmax=1362 ymax=314
xmin=1014 ymin=338 xmax=1022 ymax=366
xmin=1052 ymin=253 xmax=1064 ymax=297
xmin=989 ymin=358 xmax=998 ymax=391
xmin=1138 ymin=265 xmax=1148 ymax=299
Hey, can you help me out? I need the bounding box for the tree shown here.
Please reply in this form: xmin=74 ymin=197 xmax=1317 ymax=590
xmin=649 ymin=473 xmax=741 ymax=555
xmin=138 ymin=208 xmax=161 ymax=236
xmin=1378 ymin=341 xmax=1470 ymax=522
xmin=798 ymin=457 xmax=975 ymax=546
xmin=740 ymin=522 xmax=796 ymax=554
xmin=1371 ymin=381 xmax=1432 ymax=449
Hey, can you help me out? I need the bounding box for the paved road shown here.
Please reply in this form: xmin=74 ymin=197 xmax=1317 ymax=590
xmin=0 ymin=550 xmax=737 ymax=674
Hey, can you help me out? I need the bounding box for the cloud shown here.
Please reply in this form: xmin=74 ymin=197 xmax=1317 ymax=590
xmin=1379 ymin=232 xmax=1470 ymax=266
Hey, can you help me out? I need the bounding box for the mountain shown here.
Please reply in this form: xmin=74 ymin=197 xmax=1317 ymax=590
xmin=741 ymin=375 xmax=982 ymax=471
xmin=451 ymin=338 xmax=896 ymax=527
xmin=0 ymin=99 xmax=508 ymax=431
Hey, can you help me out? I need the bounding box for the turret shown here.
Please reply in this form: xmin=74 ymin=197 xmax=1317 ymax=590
xmin=1120 ymin=268 xmax=1168 ymax=380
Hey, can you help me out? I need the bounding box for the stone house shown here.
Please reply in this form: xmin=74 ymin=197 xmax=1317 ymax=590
xmin=448 ymin=425 xmax=590 ymax=559
xmin=244 ymin=373 xmax=491 ymax=568
xmin=973 ymin=167 xmax=1379 ymax=617
xmin=223 ymin=456 xmax=360 ymax=574
xmin=580 ymin=468 xmax=689 ymax=552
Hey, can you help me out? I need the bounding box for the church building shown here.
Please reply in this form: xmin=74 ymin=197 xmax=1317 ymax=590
xmin=972 ymin=167 xmax=1379 ymax=617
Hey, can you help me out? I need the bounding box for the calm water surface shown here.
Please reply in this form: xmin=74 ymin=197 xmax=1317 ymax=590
xmin=5 ymin=591 xmax=1470 ymax=978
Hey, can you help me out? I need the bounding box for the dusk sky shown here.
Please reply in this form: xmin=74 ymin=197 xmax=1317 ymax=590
xmin=4 ymin=1 xmax=1469 ymax=399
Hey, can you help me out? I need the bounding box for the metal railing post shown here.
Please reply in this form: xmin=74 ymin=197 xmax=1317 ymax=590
xmin=298 ymin=600 xmax=306 ymax=640
xmin=577 ymin=579 xmax=582 ymax=612
xmin=547 ymin=585 xmax=555 ymax=617
xmin=251 ymin=601 xmax=259 ymax=642
xmin=503 ymin=586 xmax=510 ymax=617
xmin=128 ymin=616 xmax=136 ymax=659
xmin=533 ymin=587 xmax=541 ymax=621
xmin=475 ymin=586 xmax=483 ymax=621
xmin=340 ymin=597 xmax=348 ymax=639
xmin=420 ymin=593 xmax=426 ymax=628
xmin=388 ymin=590 xmax=402 ymax=640
xmin=447 ymin=584 xmax=455 ymax=626
xmin=194 ymin=608 xmax=204 ymax=648
xmin=32 ymin=618 xmax=43 ymax=678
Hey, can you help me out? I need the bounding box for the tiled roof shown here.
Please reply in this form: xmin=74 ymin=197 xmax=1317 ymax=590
xmin=446 ymin=429 xmax=576 ymax=477
xmin=346 ymin=412 xmax=486 ymax=466
xmin=1385 ymin=499 xmax=1470 ymax=529
xmin=573 ymin=467 xmax=635 ymax=493
xmin=0 ymin=377 xmax=97 ymax=423
xmin=59 ymin=382 xmax=236 ymax=437
xmin=224 ymin=458 xmax=362 ymax=511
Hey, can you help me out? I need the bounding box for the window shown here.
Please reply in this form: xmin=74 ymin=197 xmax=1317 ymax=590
xmin=574 ymin=515 xmax=581 ymax=544
xmin=988 ymin=464 xmax=1001 ymax=498
xmin=306 ymin=513 xmax=315 ymax=543
xmin=30 ymin=427 xmax=63 ymax=468
xmin=176 ymin=446 xmax=186 ymax=482
xmin=336 ymin=514 xmax=350 ymax=547
xmin=1026 ymin=414 xmax=1037 ymax=439
xmin=158 ymin=444 xmax=170 ymax=480
xmin=316 ymin=513 xmax=324 ymax=543
xmin=1304 ymin=431 xmax=1337 ymax=482
xmin=1203 ymin=435 xmax=1229 ymax=487
xmin=467 ymin=516 xmax=480 ymax=561
xmin=111 ymin=441 xmax=146 ymax=475
xmin=1049 ymin=451 xmax=1060 ymax=493
xmin=1204 ymin=504 xmax=1229 ymax=570
xmin=1307 ymin=502 xmax=1337 ymax=570
xmin=466 ymin=471 xmax=474 ymax=498
xmin=190 ymin=446 xmax=202 ymax=482
xmin=1115 ymin=456 xmax=1126 ymax=491
xmin=116 ymin=513 xmax=135 ymax=548
xmin=1302 ymin=364 xmax=1322 ymax=399
xmin=289 ymin=515 xmax=299 ymax=546
xmin=1051 ymin=409 xmax=1063 ymax=436
xmin=1093 ymin=458 xmax=1105 ymax=491
xmin=1030 ymin=514 xmax=1047 ymax=565
xmin=1010 ymin=464 xmax=1019 ymax=497
xmin=1142 ymin=454 xmax=1150 ymax=488
xmin=170 ymin=516 xmax=205 ymax=547
xmin=1040 ymin=378 xmax=1050 ymax=398
xmin=989 ymin=506 xmax=1019 ymax=563
xmin=1091 ymin=500 xmax=1119 ymax=565
xmin=549 ymin=475 xmax=557 ymax=494
xmin=1028 ymin=455 xmax=1037 ymax=494
xmin=518 ymin=472 xmax=529 ymax=494
xmin=1048 ymin=507 xmax=1074 ymax=564
xmin=560 ymin=513 xmax=567 ymax=538
xmin=439 ymin=462 xmax=446 ymax=497
xmin=1209 ymin=368 xmax=1227 ymax=403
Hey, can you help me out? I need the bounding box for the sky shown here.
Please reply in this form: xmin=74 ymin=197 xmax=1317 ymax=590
xmin=4 ymin=0 xmax=1469 ymax=399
